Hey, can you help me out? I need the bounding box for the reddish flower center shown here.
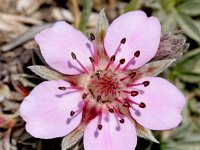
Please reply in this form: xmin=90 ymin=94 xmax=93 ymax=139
xmin=58 ymin=36 xmax=151 ymax=130
xmin=88 ymin=69 xmax=122 ymax=104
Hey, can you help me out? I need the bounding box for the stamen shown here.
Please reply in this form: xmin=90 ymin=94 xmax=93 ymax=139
xmin=113 ymin=107 xmax=125 ymax=124
xmin=125 ymin=98 xmax=146 ymax=108
xmin=58 ymin=86 xmax=83 ymax=91
xmin=70 ymin=100 xmax=89 ymax=117
xmin=98 ymin=110 xmax=103 ymax=130
xmin=98 ymin=125 xmax=103 ymax=130
xmin=90 ymin=33 xmax=95 ymax=41
xmin=89 ymin=57 xmax=95 ymax=71
xmin=131 ymin=91 xmax=139 ymax=96
xmin=82 ymin=93 xmax=88 ymax=99
xmin=115 ymin=97 xmax=123 ymax=104
xmin=58 ymin=87 xmax=66 ymax=90
xmin=126 ymin=80 xmax=150 ymax=87
xmin=97 ymin=95 xmax=101 ymax=102
xmin=123 ymin=102 xmax=130 ymax=107
xmin=143 ymin=81 xmax=150 ymax=87
xmin=71 ymin=52 xmax=89 ymax=74
xmin=113 ymin=38 xmax=126 ymax=57
xmin=123 ymin=90 xmax=139 ymax=97
xmin=70 ymin=111 xmax=75 ymax=116
xmin=122 ymin=50 xmax=140 ymax=71
xmin=90 ymin=33 xmax=98 ymax=65
xmin=139 ymin=102 xmax=146 ymax=108
xmin=106 ymin=105 xmax=114 ymax=113
xmin=105 ymin=55 xmax=115 ymax=71
xmin=120 ymin=72 xmax=136 ymax=81
xmin=119 ymin=119 xmax=125 ymax=123
xmin=115 ymin=58 xmax=125 ymax=71
xmin=109 ymin=108 xmax=114 ymax=113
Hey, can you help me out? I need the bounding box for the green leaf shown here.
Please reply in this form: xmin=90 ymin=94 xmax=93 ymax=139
xmin=175 ymin=12 xmax=200 ymax=43
xmin=178 ymin=72 xmax=200 ymax=83
xmin=125 ymin=0 xmax=139 ymax=12
xmin=162 ymin=14 xmax=177 ymax=32
xmin=176 ymin=48 xmax=200 ymax=71
xmin=178 ymin=0 xmax=200 ymax=16
xmin=79 ymin=0 xmax=93 ymax=33
xmin=159 ymin=0 xmax=174 ymax=11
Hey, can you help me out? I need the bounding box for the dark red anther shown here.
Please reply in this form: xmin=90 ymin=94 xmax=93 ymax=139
xmin=90 ymin=33 xmax=95 ymax=41
xmin=131 ymin=91 xmax=139 ymax=97
xmin=129 ymin=72 xmax=136 ymax=78
xmin=58 ymin=87 xmax=66 ymax=90
xmin=71 ymin=52 xmax=76 ymax=59
xmin=120 ymin=59 xmax=125 ymax=64
xmin=123 ymin=102 xmax=130 ymax=107
xmin=143 ymin=81 xmax=150 ymax=87
xmin=109 ymin=109 xmax=114 ymax=113
xmin=82 ymin=93 xmax=87 ymax=99
xmin=97 ymin=95 xmax=101 ymax=102
xmin=110 ymin=55 xmax=116 ymax=61
xmin=139 ymin=102 xmax=146 ymax=108
xmin=119 ymin=119 xmax=125 ymax=123
xmin=89 ymin=57 xmax=94 ymax=62
xmin=98 ymin=124 xmax=103 ymax=130
xmin=134 ymin=51 xmax=140 ymax=57
xmin=121 ymin=38 xmax=126 ymax=44
xmin=70 ymin=111 xmax=75 ymax=116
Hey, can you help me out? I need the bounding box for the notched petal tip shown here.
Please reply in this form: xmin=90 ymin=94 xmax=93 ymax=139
xmin=104 ymin=10 xmax=161 ymax=70
xmin=34 ymin=21 xmax=94 ymax=75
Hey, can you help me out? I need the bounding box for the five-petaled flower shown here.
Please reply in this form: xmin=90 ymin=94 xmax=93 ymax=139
xmin=20 ymin=10 xmax=185 ymax=150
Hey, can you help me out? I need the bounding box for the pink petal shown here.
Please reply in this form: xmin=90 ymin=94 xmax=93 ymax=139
xmin=104 ymin=11 xmax=161 ymax=69
xmin=35 ymin=21 xmax=94 ymax=75
xmin=84 ymin=113 xmax=137 ymax=150
xmin=129 ymin=77 xmax=185 ymax=130
xmin=20 ymin=80 xmax=83 ymax=139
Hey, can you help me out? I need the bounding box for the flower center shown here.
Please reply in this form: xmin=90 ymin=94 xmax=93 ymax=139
xmin=88 ymin=69 xmax=122 ymax=104
xmin=58 ymin=36 xmax=151 ymax=130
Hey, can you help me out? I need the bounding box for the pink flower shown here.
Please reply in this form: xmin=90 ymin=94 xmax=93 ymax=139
xmin=20 ymin=10 xmax=185 ymax=150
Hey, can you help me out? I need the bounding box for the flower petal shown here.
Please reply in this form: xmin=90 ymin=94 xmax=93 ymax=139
xmin=84 ymin=113 xmax=137 ymax=150
xmin=129 ymin=77 xmax=185 ymax=130
xmin=104 ymin=11 xmax=161 ymax=69
xmin=20 ymin=80 xmax=83 ymax=139
xmin=35 ymin=21 xmax=94 ymax=75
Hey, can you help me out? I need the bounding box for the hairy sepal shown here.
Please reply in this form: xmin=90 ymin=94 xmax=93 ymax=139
xmin=136 ymin=123 xmax=159 ymax=143
xmin=94 ymin=9 xmax=109 ymax=43
xmin=136 ymin=59 xmax=175 ymax=77
xmin=61 ymin=125 xmax=85 ymax=150
xmin=28 ymin=65 xmax=64 ymax=80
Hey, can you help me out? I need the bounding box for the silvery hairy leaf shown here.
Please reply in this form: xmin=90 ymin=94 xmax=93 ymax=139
xmin=136 ymin=123 xmax=159 ymax=143
xmin=61 ymin=126 xmax=85 ymax=150
xmin=135 ymin=59 xmax=175 ymax=78
xmin=94 ymin=9 xmax=109 ymax=43
xmin=28 ymin=65 xmax=64 ymax=80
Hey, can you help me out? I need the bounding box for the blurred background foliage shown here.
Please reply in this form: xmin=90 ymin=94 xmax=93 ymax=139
xmin=0 ymin=0 xmax=200 ymax=150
